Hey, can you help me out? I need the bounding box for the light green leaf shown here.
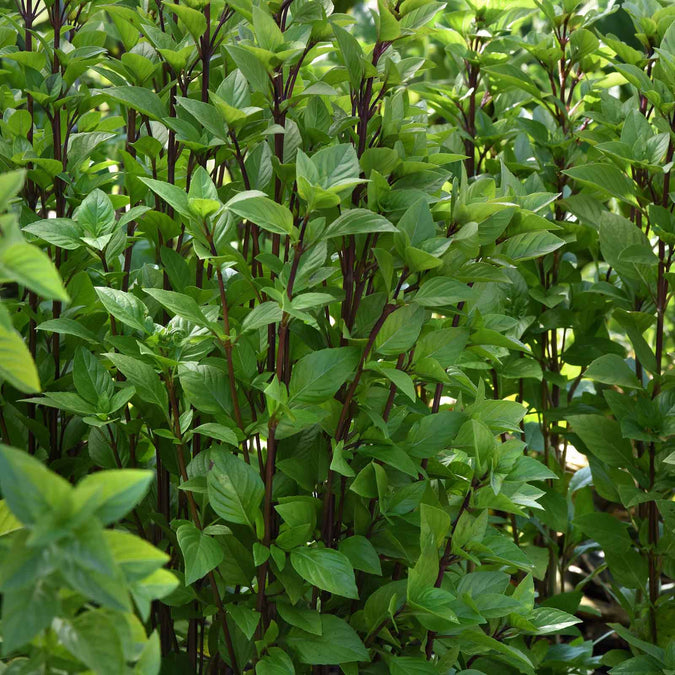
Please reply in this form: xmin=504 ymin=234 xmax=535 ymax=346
xmin=0 ymin=445 xmax=71 ymax=526
xmin=367 ymin=362 xmax=416 ymax=402
xmin=0 ymin=319 xmax=41 ymax=393
xmin=166 ymin=2 xmax=206 ymax=40
xmin=0 ymin=500 xmax=22 ymax=536
xmin=226 ymin=45 xmax=271 ymax=95
xmin=57 ymin=610 xmax=126 ymax=675
xmin=256 ymin=647 xmax=296 ymax=674
xmin=75 ymin=470 xmax=153 ymax=525
xmin=73 ymin=347 xmax=114 ymax=405
xmin=252 ymin=5 xmax=284 ymax=51
xmin=0 ymin=243 xmax=69 ymax=301
xmin=105 ymin=530 xmax=169 ymax=583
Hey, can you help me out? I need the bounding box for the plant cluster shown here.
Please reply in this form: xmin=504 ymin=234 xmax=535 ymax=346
xmin=0 ymin=0 xmax=673 ymax=673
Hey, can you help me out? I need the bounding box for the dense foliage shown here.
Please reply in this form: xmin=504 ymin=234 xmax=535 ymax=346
xmin=0 ymin=0 xmax=674 ymax=672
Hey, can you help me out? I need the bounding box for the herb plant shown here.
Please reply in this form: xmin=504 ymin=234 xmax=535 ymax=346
xmin=0 ymin=0 xmax=673 ymax=673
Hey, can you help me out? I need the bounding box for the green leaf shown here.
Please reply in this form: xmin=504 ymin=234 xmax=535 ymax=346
xmin=166 ymin=2 xmax=207 ymax=40
xmin=226 ymin=45 xmax=271 ymax=95
xmin=73 ymin=347 xmax=114 ymax=406
xmin=290 ymin=547 xmax=358 ymax=599
xmin=176 ymin=523 xmax=225 ymax=584
xmin=0 ymin=243 xmax=69 ymax=301
xmin=1 ymin=583 xmax=59 ymax=655
xmin=176 ymin=97 xmax=227 ymax=140
xmin=0 ymin=319 xmax=41 ymax=393
xmin=75 ymin=189 xmax=115 ymax=235
xmin=193 ymin=423 xmax=238 ymax=446
xmin=289 ymin=347 xmax=360 ymax=403
xmin=375 ymin=305 xmax=425 ymax=355
xmin=309 ymin=144 xmax=360 ymax=189
xmin=256 ymin=647 xmax=296 ymax=674
xmin=333 ymin=25 xmax=364 ymax=90
xmin=207 ymin=452 xmax=264 ymax=527
xmin=241 ymin=301 xmax=283 ymax=332
xmin=95 ymin=287 xmax=150 ymax=333
xmin=227 ymin=604 xmax=260 ymax=641
xmin=377 ymin=0 xmax=401 ymax=41
xmin=67 ymin=132 xmax=117 ymax=169
xmin=323 ymin=209 xmax=398 ymax=238
xmin=144 ymin=288 xmax=208 ymax=326
xmin=139 ymin=178 xmax=191 ymax=218
xmin=575 ymin=512 xmax=633 ymax=554
xmin=135 ymin=631 xmax=161 ymax=675
xmin=26 ymin=391 xmax=97 ymax=416
xmin=23 ymin=218 xmax=83 ymax=250
xmin=415 ymin=277 xmax=475 ymax=307
xmin=585 ymin=354 xmax=641 ymax=389
xmin=0 ymin=445 xmax=71 ymax=525
xmin=102 ymin=86 xmax=168 ymax=120
xmin=608 ymin=623 xmax=664 ymax=661
xmin=600 ymin=214 xmax=653 ymax=280
xmin=609 ymin=655 xmax=663 ymax=674
xmin=338 ymin=536 xmax=382 ymax=575
xmin=37 ymin=318 xmax=98 ymax=342
xmin=75 ymin=470 xmax=153 ymax=525
xmin=568 ymin=415 xmax=634 ymax=467
xmin=562 ymin=164 xmax=638 ymax=207
xmin=499 ymin=231 xmax=565 ymax=261
xmin=287 ymin=614 xmax=369 ymax=664
xmin=0 ymin=500 xmax=22 ymax=536
xmin=226 ymin=191 xmax=294 ymax=235
xmin=526 ymin=607 xmax=582 ymax=634
xmin=252 ymin=5 xmax=284 ymax=51
xmin=276 ymin=603 xmax=322 ymax=635
xmin=105 ymin=353 xmax=167 ymax=412
xmin=605 ymin=548 xmax=648 ymax=589
xmin=0 ymin=170 xmax=25 ymax=204
xmin=367 ymin=363 xmax=416 ymax=402
xmin=179 ymin=363 xmax=233 ymax=416
xmin=105 ymin=530 xmax=169 ymax=582
xmin=57 ymin=610 xmax=126 ymax=675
